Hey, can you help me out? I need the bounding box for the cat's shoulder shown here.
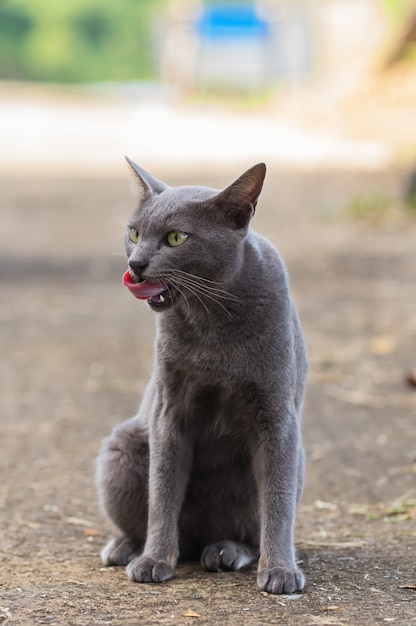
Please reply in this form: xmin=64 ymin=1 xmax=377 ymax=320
xmin=247 ymin=230 xmax=286 ymax=269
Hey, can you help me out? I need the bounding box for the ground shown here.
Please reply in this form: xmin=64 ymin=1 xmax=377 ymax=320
xmin=1 ymin=165 xmax=415 ymax=625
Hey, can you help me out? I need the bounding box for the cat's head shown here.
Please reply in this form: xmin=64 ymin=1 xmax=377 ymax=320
xmin=122 ymin=158 xmax=266 ymax=312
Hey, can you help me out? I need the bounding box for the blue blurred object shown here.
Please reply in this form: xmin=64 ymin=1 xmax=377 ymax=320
xmin=162 ymin=1 xmax=314 ymax=92
xmin=195 ymin=3 xmax=270 ymax=41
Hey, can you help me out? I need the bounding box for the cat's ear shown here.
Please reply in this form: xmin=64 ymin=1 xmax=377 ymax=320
xmin=215 ymin=163 xmax=266 ymax=229
xmin=125 ymin=157 xmax=167 ymax=200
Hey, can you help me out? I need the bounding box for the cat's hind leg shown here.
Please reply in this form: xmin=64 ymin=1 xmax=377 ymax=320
xmin=96 ymin=416 xmax=149 ymax=566
xmin=100 ymin=536 xmax=143 ymax=566
xmin=201 ymin=541 xmax=258 ymax=572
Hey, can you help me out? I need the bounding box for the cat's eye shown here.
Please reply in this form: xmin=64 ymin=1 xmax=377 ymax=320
xmin=129 ymin=228 xmax=140 ymax=244
xmin=167 ymin=230 xmax=189 ymax=247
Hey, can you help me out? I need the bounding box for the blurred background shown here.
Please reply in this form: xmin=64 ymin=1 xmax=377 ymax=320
xmin=1 ymin=0 xmax=416 ymax=174
xmin=1 ymin=2 xmax=416 ymax=622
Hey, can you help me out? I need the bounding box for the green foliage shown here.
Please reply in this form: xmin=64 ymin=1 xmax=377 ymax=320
xmin=347 ymin=191 xmax=392 ymax=222
xmin=405 ymin=190 xmax=416 ymax=211
xmin=350 ymin=497 xmax=416 ymax=523
xmin=381 ymin=0 xmax=414 ymax=25
xmin=346 ymin=188 xmax=416 ymax=223
xmin=0 ymin=0 xmax=166 ymax=82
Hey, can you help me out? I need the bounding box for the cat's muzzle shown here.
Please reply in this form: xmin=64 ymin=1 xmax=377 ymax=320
xmin=122 ymin=269 xmax=177 ymax=311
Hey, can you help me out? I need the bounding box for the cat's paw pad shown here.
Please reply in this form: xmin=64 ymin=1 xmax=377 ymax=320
xmin=201 ymin=541 xmax=255 ymax=572
xmin=257 ymin=565 xmax=305 ymax=595
xmin=126 ymin=555 xmax=174 ymax=583
xmin=101 ymin=537 xmax=141 ymax=566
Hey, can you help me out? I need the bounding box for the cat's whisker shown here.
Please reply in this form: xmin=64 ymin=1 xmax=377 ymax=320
xmin=184 ymin=285 xmax=234 ymax=317
xmin=166 ymin=273 xmax=233 ymax=318
xmin=169 ymin=269 xmax=239 ymax=297
xmin=198 ymin=292 xmax=233 ymax=318
xmin=165 ymin=270 xmax=239 ymax=302
xmin=169 ymin=276 xmax=211 ymax=316
xmin=184 ymin=281 xmax=239 ymax=302
xmin=170 ymin=269 xmax=228 ymax=287
xmin=168 ymin=280 xmax=191 ymax=317
xmin=167 ymin=274 xmax=214 ymax=315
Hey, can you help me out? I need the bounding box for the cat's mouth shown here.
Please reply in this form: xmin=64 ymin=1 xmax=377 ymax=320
xmin=122 ymin=270 xmax=176 ymax=310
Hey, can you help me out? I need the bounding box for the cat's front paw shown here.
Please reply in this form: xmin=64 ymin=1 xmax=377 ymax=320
xmin=126 ymin=555 xmax=174 ymax=583
xmin=257 ymin=565 xmax=305 ymax=595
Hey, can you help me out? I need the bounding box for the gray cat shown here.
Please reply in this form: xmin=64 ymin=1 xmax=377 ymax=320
xmin=96 ymin=159 xmax=308 ymax=594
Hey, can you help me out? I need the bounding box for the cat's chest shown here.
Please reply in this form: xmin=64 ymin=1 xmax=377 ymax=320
xmin=157 ymin=311 xmax=263 ymax=375
xmin=159 ymin=352 xmax=262 ymax=436
xmin=186 ymin=382 xmax=256 ymax=448
xmin=161 ymin=343 xmax=249 ymax=404
xmin=155 ymin=312 xmax=277 ymax=425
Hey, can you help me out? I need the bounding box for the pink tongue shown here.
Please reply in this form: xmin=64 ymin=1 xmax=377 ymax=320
xmin=122 ymin=270 xmax=166 ymax=300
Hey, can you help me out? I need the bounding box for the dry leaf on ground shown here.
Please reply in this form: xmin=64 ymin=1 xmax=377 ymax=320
xmin=182 ymin=609 xmax=201 ymax=618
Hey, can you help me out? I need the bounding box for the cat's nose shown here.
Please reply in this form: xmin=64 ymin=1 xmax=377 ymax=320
xmin=128 ymin=260 xmax=148 ymax=280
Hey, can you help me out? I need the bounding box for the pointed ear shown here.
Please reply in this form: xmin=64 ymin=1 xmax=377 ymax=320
xmin=215 ymin=163 xmax=266 ymax=229
xmin=125 ymin=156 xmax=167 ymax=200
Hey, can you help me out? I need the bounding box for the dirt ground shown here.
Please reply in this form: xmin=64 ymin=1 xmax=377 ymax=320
xmin=1 ymin=165 xmax=415 ymax=625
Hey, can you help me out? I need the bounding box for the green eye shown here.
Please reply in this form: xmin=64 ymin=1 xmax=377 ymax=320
xmin=167 ymin=230 xmax=189 ymax=247
xmin=129 ymin=228 xmax=140 ymax=244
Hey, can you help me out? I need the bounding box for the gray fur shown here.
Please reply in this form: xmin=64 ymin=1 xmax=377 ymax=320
xmin=96 ymin=161 xmax=308 ymax=594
